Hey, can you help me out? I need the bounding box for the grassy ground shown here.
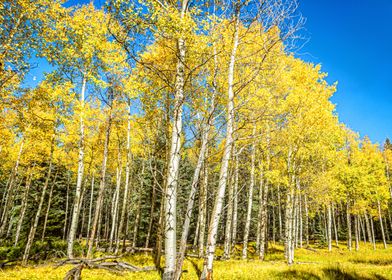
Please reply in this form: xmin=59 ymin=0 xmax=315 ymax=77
xmin=1 ymin=243 xmax=392 ymax=279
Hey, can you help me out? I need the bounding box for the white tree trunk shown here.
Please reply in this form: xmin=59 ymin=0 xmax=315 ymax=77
xmin=14 ymin=172 xmax=32 ymax=246
xmin=378 ymin=200 xmax=387 ymax=249
xmin=87 ymin=106 xmax=112 ymax=258
xmin=327 ymin=204 xmax=332 ymax=251
xmin=201 ymin=9 xmax=239 ymax=279
xmin=163 ymin=2 xmax=189 ymax=278
xmin=67 ymin=76 xmax=86 ymax=258
xmin=242 ymin=124 xmax=257 ymax=260
xmin=115 ymin=108 xmax=132 ymax=254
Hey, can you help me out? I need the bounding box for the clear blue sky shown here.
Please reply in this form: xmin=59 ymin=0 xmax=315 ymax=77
xmin=31 ymin=0 xmax=392 ymax=144
xmin=298 ymin=0 xmax=392 ymax=144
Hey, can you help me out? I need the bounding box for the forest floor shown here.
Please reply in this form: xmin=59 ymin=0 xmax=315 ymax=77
xmin=1 ymin=243 xmax=392 ymax=279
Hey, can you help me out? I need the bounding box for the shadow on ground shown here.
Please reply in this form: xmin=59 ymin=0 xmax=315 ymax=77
xmin=276 ymin=267 xmax=388 ymax=280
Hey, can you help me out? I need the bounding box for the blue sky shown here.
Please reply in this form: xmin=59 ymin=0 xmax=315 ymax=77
xmin=29 ymin=0 xmax=391 ymax=144
xmin=298 ymin=0 xmax=392 ymax=144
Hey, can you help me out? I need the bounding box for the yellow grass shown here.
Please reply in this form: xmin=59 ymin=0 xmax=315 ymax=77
xmin=1 ymin=243 xmax=392 ymax=279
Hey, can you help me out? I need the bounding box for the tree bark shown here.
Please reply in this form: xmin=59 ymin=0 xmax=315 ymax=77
xmin=327 ymin=204 xmax=332 ymax=251
xmin=87 ymin=103 xmax=112 ymax=258
xmin=378 ymin=200 xmax=387 ymax=249
xmin=115 ymin=106 xmax=132 ymax=254
xmin=14 ymin=171 xmax=32 ymax=246
xmin=242 ymin=124 xmax=257 ymax=260
xmin=0 ymin=139 xmax=24 ymax=238
xmin=67 ymin=75 xmax=86 ymax=258
xmin=163 ymin=2 xmax=189 ymax=278
xmin=198 ymin=149 xmax=209 ymax=258
xmin=109 ymin=151 xmax=122 ymax=251
xmin=346 ymin=202 xmax=352 ymax=251
xmin=41 ymin=171 xmax=58 ymax=241
xmin=201 ymin=7 xmax=239 ymax=278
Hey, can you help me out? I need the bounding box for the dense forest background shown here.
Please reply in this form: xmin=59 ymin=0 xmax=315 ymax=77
xmin=1 ymin=1 xmax=392 ymax=280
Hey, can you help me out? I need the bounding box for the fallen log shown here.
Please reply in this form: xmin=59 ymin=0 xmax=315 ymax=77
xmin=56 ymin=256 xmax=156 ymax=280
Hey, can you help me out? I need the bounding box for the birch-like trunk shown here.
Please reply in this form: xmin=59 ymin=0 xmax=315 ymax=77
xmin=163 ymin=2 xmax=188 ymax=278
xmin=198 ymin=150 xmax=209 ymax=258
xmin=370 ymin=215 xmax=376 ymax=250
xmin=109 ymin=153 xmax=122 ymax=251
xmin=14 ymin=171 xmax=32 ymax=246
xmin=284 ymin=185 xmax=295 ymax=265
xmin=174 ymin=109 xmax=213 ymax=279
xmin=201 ymin=8 xmax=239 ymax=279
xmin=145 ymin=163 xmax=157 ymax=249
xmin=364 ymin=211 xmax=373 ymax=248
xmin=115 ymin=108 xmax=132 ymax=254
xmin=304 ymin=194 xmax=309 ymax=246
xmin=332 ymin=204 xmax=338 ymax=246
xmin=346 ymin=202 xmax=352 ymax=251
xmin=231 ymin=153 xmax=239 ymax=248
xmin=242 ymin=124 xmax=257 ymax=260
xmin=223 ymin=167 xmax=234 ymax=260
xmin=378 ymin=200 xmax=387 ymax=249
xmin=86 ymin=174 xmax=94 ymax=245
xmin=327 ymin=204 xmax=332 ymax=251
xmin=132 ymin=162 xmax=145 ymax=249
xmin=87 ymin=105 xmax=112 ymax=258
xmin=67 ymin=76 xmax=86 ymax=258
xmin=41 ymin=172 xmax=58 ymax=241
xmin=0 ymin=139 xmax=24 ymax=237
xmin=63 ymin=174 xmax=70 ymax=240
xmin=354 ymin=215 xmax=359 ymax=251
xmin=259 ymin=177 xmax=269 ymax=260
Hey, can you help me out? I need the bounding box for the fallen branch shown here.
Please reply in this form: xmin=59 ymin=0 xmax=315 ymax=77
xmin=56 ymin=256 xmax=156 ymax=280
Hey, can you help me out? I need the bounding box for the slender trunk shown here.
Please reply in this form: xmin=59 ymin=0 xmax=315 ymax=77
xmin=327 ymin=204 xmax=332 ymax=251
xmin=304 ymin=194 xmax=309 ymax=246
xmin=242 ymin=125 xmax=257 ymax=260
xmin=201 ymin=8 xmax=239 ymax=279
xmin=145 ymin=163 xmax=157 ymax=249
xmin=364 ymin=212 xmax=373 ymax=248
xmin=14 ymin=172 xmax=32 ymax=246
xmin=346 ymin=202 xmax=352 ymax=251
xmin=354 ymin=215 xmax=359 ymax=251
xmin=41 ymin=172 xmax=58 ymax=241
xmin=0 ymin=140 xmax=24 ymax=237
xmin=63 ymin=173 xmax=70 ymax=240
xmin=256 ymin=172 xmax=263 ymax=254
xmin=87 ymin=106 xmax=112 ymax=258
xmin=132 ymin=197 xmax=142 ymax=249
xmin=67 ymin=76 xmax=86 ymax=258
xmin=284 ymin=185 xmax=295 ymax=265
xmin=116 ymin=109 xmax=132 ymax=254
xmin=378 ymin=200 xmax=387 ymax=249
xmin=22 ymin=135 xmax=55 ymax=264
xmin=231 ymin=153 xmax=239 ymax=248
xmin=198 ymin=150 xmax=209 ymax=258
xmin=109 ymin=152 xmax=122 ymax=251
xmin=278 ymin=186 xmax=283 ymax=242
xmin=259 ymin=177 xmax=269 ymax=260
xmin=370 ymin=215 xmax=376 ymax=250
xmin=299 ymin=194 xmax=303 ymax=248
xmin=332 ymin=204 xmax=338 ymax=246
xmin=222 ymin=167 xmax=234 ymax=260
xmin=175 ymin=91 xmax=215 ymax=280
xmin=86 ymin=174 xmax=94 ymax=245
xmin=163 ymin=2 xmax=189 ymax=277
xmin=359 ymin=215 xmax=366 ymax=244
xmin=133 ymin=162 xmax=145 ymax=248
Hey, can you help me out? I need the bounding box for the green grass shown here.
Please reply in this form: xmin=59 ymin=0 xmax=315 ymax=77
xmin=1 ymin=243 xmax=392 ymax=279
